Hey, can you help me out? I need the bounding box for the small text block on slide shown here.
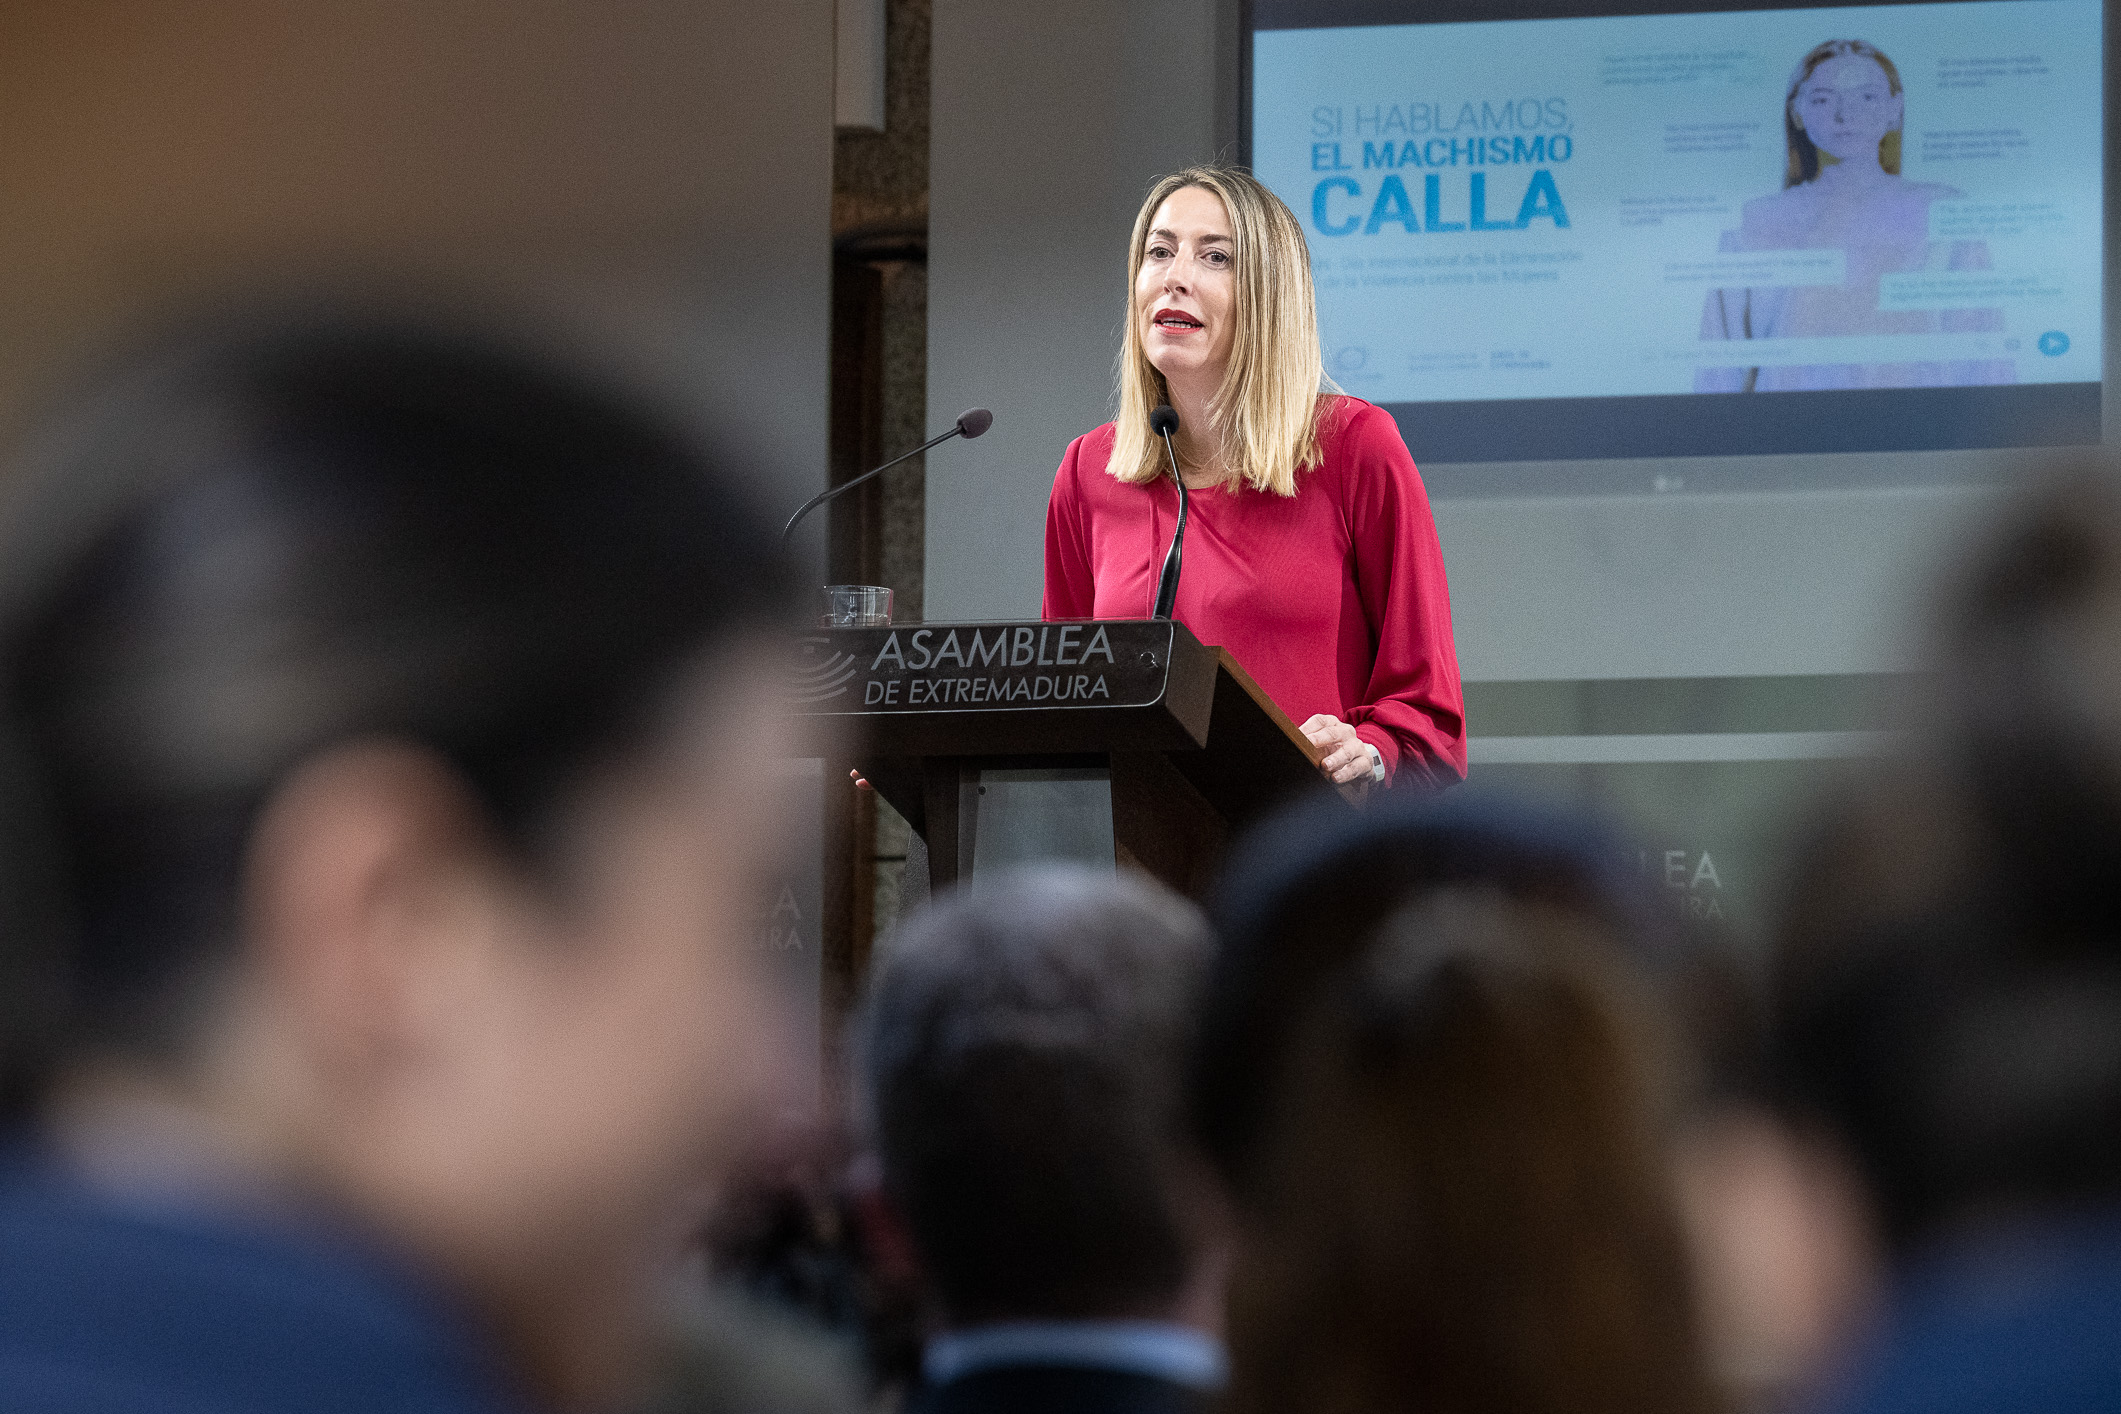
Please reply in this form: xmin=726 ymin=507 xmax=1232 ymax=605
xmin=1663 ymin=251 xmax=1846 ymax=287
xmin=1878 ymin=270 xmax=2067 ymax=309
xmin=1929 ymin=200 xmax=2071 ymax=241
xmin=1659 ymin=332 xmax=2012 ymax=366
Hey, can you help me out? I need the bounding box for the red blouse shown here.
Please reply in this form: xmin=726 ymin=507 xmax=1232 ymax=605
xmin=1042 ymin=396 xmax=1467 ymax=787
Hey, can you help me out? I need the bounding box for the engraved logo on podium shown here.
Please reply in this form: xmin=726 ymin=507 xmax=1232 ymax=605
xmin=785 ymin=642 xmax=862 ymax=704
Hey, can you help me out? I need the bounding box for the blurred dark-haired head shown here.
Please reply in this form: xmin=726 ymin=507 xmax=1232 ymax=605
xmin=1223 ymin=888 xmax=1718 ymax=1414
xmin=1933 ymin=461 xmax=2121 ymax=933
xmin=855 ymin=866 xmax=1213 ymax=1326
xmin=1190 ymin=789 xmax=1686 ymax=1202
xmin=1769 ymin=458 xmax=2121 ymax=1254
xmin=0 ymin=312 xmax=793 ymax=1091
xmin=0 ymin=310 xmax=809 ymax=1406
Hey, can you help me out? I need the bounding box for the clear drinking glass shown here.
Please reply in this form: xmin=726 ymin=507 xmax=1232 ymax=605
xmin=820 ymin=584 xmax=894 ymax=627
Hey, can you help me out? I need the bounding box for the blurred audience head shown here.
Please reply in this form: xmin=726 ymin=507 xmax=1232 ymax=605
xmin=1191 ymin=789 xmax=1678 ymax=1206
xmin=1678 ymin=461 xmax=2121 ymax=1414
xmin=0 ymin=309 xmax=804 ymax=1406
xmin=1771 ymin=464 xmax=2121 ymax=1255
xmin=1933 ymin=462 xmax=2121 ymax=932
xmin=1222 ymin=887 xmax=1717 ymax=1414
xmin=854 ymin=866 xmax=1215 ymax=1329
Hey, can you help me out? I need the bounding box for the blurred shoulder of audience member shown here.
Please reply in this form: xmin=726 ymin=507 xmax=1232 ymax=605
xmin=0 ymin=310 xmax=808 ymax=1414
xmin=1220 ymin=886 xmax=1721 ymax=1414
xmin=854 ymin=866 xmax=1220 ymax=1414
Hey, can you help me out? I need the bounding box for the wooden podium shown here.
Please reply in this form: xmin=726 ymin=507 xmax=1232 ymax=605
xmin=792 ymin=618 xmax=1335 ymax=899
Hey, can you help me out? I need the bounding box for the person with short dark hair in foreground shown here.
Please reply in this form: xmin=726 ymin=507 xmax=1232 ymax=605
xmin=855 ymin=867 xmax=1222 ymax=1414
xmin=0 ymin=315 xmax=807 ymax=1412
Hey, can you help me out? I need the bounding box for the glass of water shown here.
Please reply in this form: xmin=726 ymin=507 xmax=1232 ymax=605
xmin=820 ymin=584 xmax=894 ymax=627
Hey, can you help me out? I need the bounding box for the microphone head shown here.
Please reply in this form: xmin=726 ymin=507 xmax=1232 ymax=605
xmin=1148 ymin=405 xmax=1180 ymax=437
xmin=955 ymin=407 xmax=994 ymax=439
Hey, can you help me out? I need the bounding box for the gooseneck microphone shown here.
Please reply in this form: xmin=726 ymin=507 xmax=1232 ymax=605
xmin=1153 ymin=400 xmax=1187 ymax=614
xmin=782 ymin=407 xmax=993 ymax=545
xmin=1148 ymin=404 xmax=1188 ymax=620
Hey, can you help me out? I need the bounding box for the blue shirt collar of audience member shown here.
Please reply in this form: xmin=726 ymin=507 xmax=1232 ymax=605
xmin=923 ymin=1319 xmax=1228 ymax=1391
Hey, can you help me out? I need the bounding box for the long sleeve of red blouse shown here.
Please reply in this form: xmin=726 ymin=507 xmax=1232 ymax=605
xmin=1337 ymin=411 xmax=1467 ymax=787
xmin=1042 ymin=442 xmax=1101 ymax=620
xmin=1040 ymin=398 xmax=1467 ymax=788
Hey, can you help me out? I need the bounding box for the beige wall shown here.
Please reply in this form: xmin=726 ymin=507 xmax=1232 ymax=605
xmin=0 ymin=0 xmax=833 ymax=510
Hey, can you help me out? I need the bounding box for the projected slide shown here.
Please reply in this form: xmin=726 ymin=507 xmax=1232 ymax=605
xmin=1251 ymin=0 xmax=2104 ymax=462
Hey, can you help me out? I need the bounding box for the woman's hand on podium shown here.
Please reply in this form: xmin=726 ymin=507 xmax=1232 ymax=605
xmin=849 ymin=768 xmax=872 ymax=792
xmin=1300 ymin=714 xmax=1377 ymax=803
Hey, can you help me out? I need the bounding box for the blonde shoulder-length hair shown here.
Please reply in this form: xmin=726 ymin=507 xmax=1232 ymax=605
xmin=1110 ymin=166 xmax=1337 ymax=498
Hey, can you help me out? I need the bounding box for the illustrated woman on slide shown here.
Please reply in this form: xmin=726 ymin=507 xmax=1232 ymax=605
xmin=1697 ymin=38 xmax=2011 ymax=391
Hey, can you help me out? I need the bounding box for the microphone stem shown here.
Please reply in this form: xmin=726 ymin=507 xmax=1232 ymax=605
xmin=1151 ymin=429 xmax=1189 ymax=620
xmin=781 ymin=424 xmax=965 ymax=545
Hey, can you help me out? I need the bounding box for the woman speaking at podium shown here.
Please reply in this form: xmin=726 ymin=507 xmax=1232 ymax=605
xmin=1043 ymin=166 xmax=1466 ymax=790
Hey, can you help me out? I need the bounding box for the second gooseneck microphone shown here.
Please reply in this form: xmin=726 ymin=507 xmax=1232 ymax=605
xmin=781 ymin=407 xmax=993 ymax=546
xmin=1149 ymin=404 xmax=1187 ymax=620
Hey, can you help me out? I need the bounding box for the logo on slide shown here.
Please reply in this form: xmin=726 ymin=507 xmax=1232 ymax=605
xmin=2039 ymin=331 xmax=2071 ymax=357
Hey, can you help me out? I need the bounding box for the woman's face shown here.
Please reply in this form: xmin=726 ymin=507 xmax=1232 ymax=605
xmin=1135 ymin=185 xmax=1237 ymax=390
xmin=1793 ymin=54 xmax=1902 ymax=164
